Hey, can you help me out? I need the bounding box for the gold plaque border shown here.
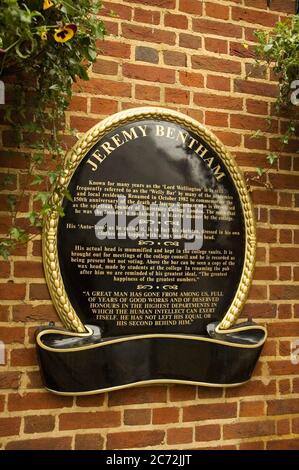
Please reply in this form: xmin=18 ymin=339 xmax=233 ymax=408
xmin=43 ymin=106 xmax=256 ymax=334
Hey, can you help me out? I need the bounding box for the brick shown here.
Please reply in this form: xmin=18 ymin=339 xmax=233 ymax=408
xmin=6 ymin=437 xmax=72 ymax=450
xmin=163 ymin=50 xmax=186 ymax=67
xmin=0 ymin=326 xmax=24 ymax=343
xmin=239 ymin=401 xmax=265 ymax=417
xmin=0 ymin=372 xmax=21 ymax=390
xmin=8 ymin=392 xmax=73 ymax=411
xmin=29 ymin=283 xmax=51 ymax=300
xmin=244 ymin=135 xmax=267 ymax=151
xmin=165 ymin=88 xmax=190 ymax=105
xmin=206 ymin=2 xmax=229 ymax=19
xmin=126 ymin=0 xmax=175 ymax=7
xmin=12 ymin=304 xmax=57 ymax=323
xmin=169 ymin=385 xmax=196 ymax=401
xmin=207 ymin=75 xmax=230 ymax=92
xmin=90 ymin=97 xmax=118 ymax=115
xmin=100 ymin=20 xmax=118 ymax=36
xmin=135 ymin=84 xmax=160 ymax=101
xmin=92 ymin=59 xmax=118 ymax=75
xmin=0 ymin=417 xmax=21 ymax=437
xmin=179 ymin=33 xmax=201 ymax=50
xmin=224 ymin=420 xmax=275 ymax=439
xmin=195 ymin=424 xmax=221 ymax=442
xmin=24 ymin=415 xmax=55 ymax=434
xmin=205 ymin=111 xmax=228 ymax=127
xmin=123 ymin=64 xmax=175 ymax=84
xmin=70 ymin=116 xmax=102 ymax=133
xmin=192 ymin=56 xmax=241 ymax=74
xmin=268 ymin=322 xmax=299 ymax=337
xmin=152 ymin=407 xmax=179 ymax=424
xmin=231 ymin=114 xmax=278 ymax=133
xmin=14 ymin=261 xmax=44 ymax=278
xmin=246 ymin=98 xmax=268 ymax=116
xmin=278 ymin=304 xmax=292 ymax=319
xmin=165 ymin=13 xmax=188 ymax=29
xmin=68 ymin=96 xmax=87 ymax=113
xmin=183 ymin=403 xmax=237 ymax=421
xmin=98 ymin=40 xmax=131 ymax=59
xmin=292 ymin=417 xmax=299 ymax=433
xmin=167 ymin=427 xmax=193 ymax=444
xmin=277 ymin=419 xmax=290 ymax=435
xmin=124 ymin=409 xmax=151 ymax=425
xmin=279 ymin=193 xmax=292 ymax=207
xmin=268 ymin=360 xmax=299 ymax=377
xmin=107 ymin=430 xmax=165 ymax=449
xmin=215 ymin=130 xmax=241 ymax=147
xmin=278 ymin=266 xmax=292 ymax=281
xmin=179 ymin=0 xmax=202 ymax=14
xmin=245 ymin=63 xmax=267 ymax=80
xmin=136 ymin=46 xmax=159 ymax=64
xmin=254 ymin=266 xmax=277 ymax=281
xmin=267 ymin=439 xmax=299 ymax=450
xmin=179 ymin=71 xmax=204 ymax=88
xmin=197 ymin=387 xmax=223 ymax=399
xmin=270 ymin=285 xmax=299 ymax=301
xmin=248 ymin=284 xmax=267 ymax=300
xmin=60 ymin=411 xmax=121 ymax=430
xmin=11 ymin=347 xmax=36 ymax=366
xmin=235 ymin=79 xmax=278 ymax=98
xmin=0 ymin=260 xmax=10 ymax=277
xmin=268 ymin=399 xmax=299 ymax=416
xmin=122 ymin=24 xmax=175 ymax=45
xmin=269 ymin=174 xmax=299 ymax=190
xmin=0 ymin=151 xmax=29 ymax=169
xmin=75 ymin=394 xmax=105 ymax=408
xmin=134 ymin=8 xmax=160 ymax=25
xmin=109 ymin=386 xmax=167 ymax=406
xmin=183 ymin=108 xmax=204 ymax=122
xmin=226 ymin=380 xmax=276 ymax=398
xmin=0 ymin=282 xmax=26 ymax=300
xmin=232 ymin=6 xmax=278 ymax=27
xmin=239 ymin=441 xmax=264 ymax=450
xmin=73 ymin=78 xmax=132 ymax=97
xmin=75 ymin=433 xmax=104 ymax=450
xmin=194 ymin=93 xmax=242 ymax=110
xmin=193 ymin=19 xmax=242 ymax=38
xmin=0 ymin=305 xmax=9 ymax=321
xmin=230 ymin=42 xmax=255 ymax=59
xmin=242 ymin=302 xmax=276 ymax=319
xmin=270 ymin=210 xmax=299 ymax=226
xmin=101 ymin=2 xmax=132 ymax=20
xmin=24 ymin=371 xmax=43 ymax=390
xmin=205 ymin=37 xmax=228 ymax=54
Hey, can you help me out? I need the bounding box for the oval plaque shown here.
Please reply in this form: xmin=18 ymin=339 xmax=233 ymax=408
xmin=43 ymin=107 xmax=256 ymax=337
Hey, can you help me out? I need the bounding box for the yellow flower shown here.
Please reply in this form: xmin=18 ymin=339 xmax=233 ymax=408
xmin=54 ymin=24 xmax=77 ymax=43
xmin=39 ymin=31 xmax=48 ymax=41
xmin=43 ymin=0 xmax=54 ymax=9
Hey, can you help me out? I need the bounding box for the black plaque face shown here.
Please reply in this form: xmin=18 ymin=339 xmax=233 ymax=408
xmin=57 ymin=118 xmax=246 ymax=338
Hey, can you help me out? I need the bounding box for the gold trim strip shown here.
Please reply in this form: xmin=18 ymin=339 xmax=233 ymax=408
xmin=36 ymin=325 xmax=267 ymax=353
xmin=45 ymin=378 xmax=250 ymax=396
xmin=42 ymin=106 xmax=257 ymax=333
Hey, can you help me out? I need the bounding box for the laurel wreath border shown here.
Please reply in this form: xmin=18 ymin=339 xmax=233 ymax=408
xmin=42 ymin=107 xmax=256 ymax=333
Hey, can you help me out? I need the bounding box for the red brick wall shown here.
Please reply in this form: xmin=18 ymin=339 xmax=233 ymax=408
xmin=1 ymin=0 xmax=299 ymax=450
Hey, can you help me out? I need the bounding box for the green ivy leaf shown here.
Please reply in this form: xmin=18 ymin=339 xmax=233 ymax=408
xmin=256 ymin=167 xmax=265 ymax=177
xmin=30 ymin=175 xmax=44 ymax=186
